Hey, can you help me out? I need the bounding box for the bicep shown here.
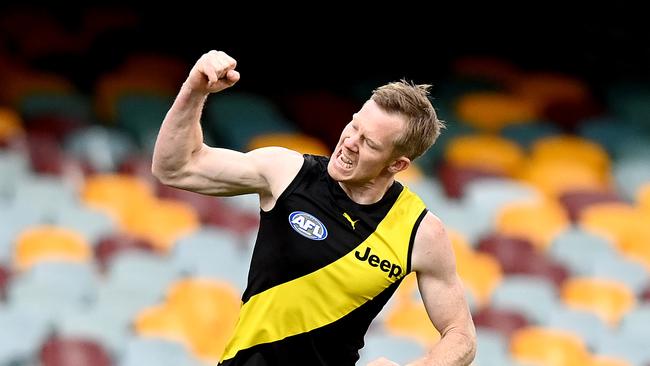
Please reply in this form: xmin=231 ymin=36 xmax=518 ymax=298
xmin=417 ymin=271 xmax=472 ymax=337
xmin=169 ymin=145 xmax=302 ymax=197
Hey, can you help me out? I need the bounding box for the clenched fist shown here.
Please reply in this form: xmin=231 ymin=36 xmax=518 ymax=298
xmin=185 ymin=50 xmax=240 ymax=94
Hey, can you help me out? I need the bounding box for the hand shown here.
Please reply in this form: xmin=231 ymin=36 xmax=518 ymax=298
xmin=185 ymin=50 xmax=240 ymax=94
xmin=367 ymin=357 xmax=401 ymax=366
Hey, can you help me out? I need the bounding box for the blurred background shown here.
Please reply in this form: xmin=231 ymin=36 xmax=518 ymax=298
xmin=1 ymin=4 xmax=650 ymax=366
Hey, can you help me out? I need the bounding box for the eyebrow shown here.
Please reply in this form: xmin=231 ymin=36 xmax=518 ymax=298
xmin=351 ymin=115 xmax=380 ymax=147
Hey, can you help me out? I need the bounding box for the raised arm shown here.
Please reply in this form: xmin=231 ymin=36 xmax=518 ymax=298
xmin=407 ymin=213 xmax=476 ymax=366
xmin=151 ymin=50 xmax=303 ymax=206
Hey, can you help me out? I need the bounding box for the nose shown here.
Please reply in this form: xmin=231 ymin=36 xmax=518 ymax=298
xmin=342 ymin=134 xmax=359 ymax=152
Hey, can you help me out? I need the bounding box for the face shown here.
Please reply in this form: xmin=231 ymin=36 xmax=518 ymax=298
xmin=327 ymin=100 xmax=408 ymax=184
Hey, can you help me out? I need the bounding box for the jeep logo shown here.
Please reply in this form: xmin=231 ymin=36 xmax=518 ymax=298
xmin=355 ymin=246 xmax=403 ymax=279
xmin=289 ymin=211 xmax=328 ymax=241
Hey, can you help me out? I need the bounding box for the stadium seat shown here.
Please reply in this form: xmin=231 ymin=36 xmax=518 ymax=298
xmin=619 ymin=304 xmax=650 ymax=344
xmin=559 ymin=190 xmax=622 ymax=222
xmin=510 ymin=326 xmax=591 ymax=366
xmin=510 ymin=72 xmax=596 ymax=130
xmin=384 ymin=299 xmax=441 ymax=346
xmin=477 ymin=233 xmax=569 ymax=288
xmin=589 ymin=356 xmax=633 ymax=366
xmin=120 ymin=337 xmax=204 ymax=366
xmin=0 ymin=305 xmax=50 ymax=365
xmin=613 ymin=156 xmax=650 ymax=201
xmin=134 ymin=278 xmax=241 ymax=362
xmin=454 ymin=92 xmax=537 ymax=131
xmin=444 ymin=134 xmax=526 ymax=176
xmin=7 ymin=262 xmax=97 ymax=326
xmin=437 ymin=161 xmax=503 ymax=199
xmin=13 ymin=225 xmax=92 ymax=271
xmin=171 ymin=227 xmax=250 ymax=291
xmin=39 ymin=336 xmax=112 ymax=366
xmin=357 ymin=332 xmax=425 ymax=366
xmin=246 ymin=132 xmax=330 ymax=156
xmin=94 ymin=233 xmax=157 ymax=272
xmin=518 ymin=158 xmax=610 ymax=198
xmin=549 ymin=228 xmax=617 ymax=276
xmin=495 ymin=199 xmax=569 ymax=250
xmin=0 ymin=264 xmax=10 ymax=300
xmin=0 ymin=107 xmax=24 ymax=145
xmin=500 ymin=121 xmax=561 ymax=149
xmin=454 ymin=244 xmax=503 ymax=307
xmin=205 ymin=91 xmax=296 ymax=151
xmin=121 ymin=198 xmax=199 ymax=252
xmin=490 ymin=275 xmax=561 ymax=324
xmin=64 ymin=125 xmax=138 ymax=173
xmin=473 ymin=328 xmax=519 ymax=366
xmin=472 ymin=306 xmax=529 ymax=339
xmin=560 ymin=277 xmax=636 ymax=326
xmin=547 ymin=307 xmax=609 ymax=349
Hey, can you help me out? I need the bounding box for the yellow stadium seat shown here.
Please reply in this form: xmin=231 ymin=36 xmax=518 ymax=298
xmin=447 ymin=230 xmax=502 ymax=306
xmin=637 ymin=183 xmax=650 ymax=213
xmin=456 ymin=251 xmax=503 ymax=307
xmin=165 ymin=278 xmax=241 ymax=361
xmin=14 ymin=225 xmax=91 ymax=271
xmin=135 ymin=278 xmax=242 ymax=362
xmin=82 ymin=174 xmax=156 ymax=227
xmin=530 ymin=135 xmax=611 ymax=180
xmin=445 ymin=134 xmax=526 ymax=176
xmin=122 ymin=199 xmax=200 ymax=252
xmin=510 ymin=326 xmax=591 ymax=366
xmin=579 ymin=203 xmax=648 ymax=247
xmin=455 ymin=92 xmax=538 ymax=131
xmin=590 ymin=356 xmax=633 ymax=366
xmin=518 ymin=159 xmax=610 ymax=198
xmin=496 ymin=199 xmax=569 ymax=250
xmin=246 ymin=132 xmax=330 ymax=156
xmin=133 ymin=304 xmax=188 ymax=344
xmin=579 ymin=202 xmax=650 ymax=269
xmin=561 ymin=277 xmax=636 ymax=326
xmin=384 ymin=299 xmax=441 ymax=346
xmin=0 ymin=107 xmax=24 ymax=142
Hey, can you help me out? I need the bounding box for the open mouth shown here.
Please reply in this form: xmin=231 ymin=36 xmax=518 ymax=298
xmin=336 ymin=150 xmax=354 ymax=170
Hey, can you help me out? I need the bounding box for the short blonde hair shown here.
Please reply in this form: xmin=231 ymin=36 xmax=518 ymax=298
xmin=371 ymin=79 xmax=444 ymax=160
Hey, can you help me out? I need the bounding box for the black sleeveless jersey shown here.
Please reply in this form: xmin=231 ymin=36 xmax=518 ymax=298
xmin=219 ymin=155 xmax=428 ymax=366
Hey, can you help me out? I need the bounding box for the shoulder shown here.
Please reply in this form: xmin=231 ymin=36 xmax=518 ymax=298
xmin=410 ymin=212 xmax=457 ymax=276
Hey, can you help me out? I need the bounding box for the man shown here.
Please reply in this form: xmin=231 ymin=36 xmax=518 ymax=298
xmin=152 ymin=50 xmax=476 ymax=366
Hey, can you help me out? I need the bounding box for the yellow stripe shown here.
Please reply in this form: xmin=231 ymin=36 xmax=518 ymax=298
xmin=222 ymin=187 xmax=425 ymax=361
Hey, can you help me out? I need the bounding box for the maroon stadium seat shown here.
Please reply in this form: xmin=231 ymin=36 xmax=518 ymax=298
xmin=0 ymin=264 xmax=10 ymax=300
xmin=473 ymin=306 xmax=529 ymax=339
xmin=437 ymin=161 xmax=503 ymax=199
xmin=94 ymin=233 xmax=157 ymax=271
xmin=40 ymin=337 xmax=112 ymax=366
xmin=559 ymin=190 xmax=622 ymax=222
xmin=477 ymin=233 xmax=569 ymax=288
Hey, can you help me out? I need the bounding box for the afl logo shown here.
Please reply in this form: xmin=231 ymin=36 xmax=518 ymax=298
xmin=289 ymin=211 xmax=328 ymax=241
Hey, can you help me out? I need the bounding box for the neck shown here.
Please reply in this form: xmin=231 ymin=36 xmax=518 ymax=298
xmin=337 ymin=175 xmax=395 ymax=205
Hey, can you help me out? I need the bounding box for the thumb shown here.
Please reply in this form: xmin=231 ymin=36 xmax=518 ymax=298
xmin=225 ymin=69 xmax=240 ymax=85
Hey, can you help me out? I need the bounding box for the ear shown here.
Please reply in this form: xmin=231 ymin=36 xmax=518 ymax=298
xmin=388 ymin=156 xmax=411 ymax=174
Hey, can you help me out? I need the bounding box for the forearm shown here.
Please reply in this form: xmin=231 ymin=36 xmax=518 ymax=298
xmin=152 ymin=84 xmax=208 ymax=180
xmin=408 ymin=330 xmax=476 ymax=366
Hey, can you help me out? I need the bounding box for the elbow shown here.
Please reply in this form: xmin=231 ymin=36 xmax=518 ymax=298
xmin=462 ymin=330 xmax=477 ymax=363
xmin=151 ymin=162 xmax=179 ymax=186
